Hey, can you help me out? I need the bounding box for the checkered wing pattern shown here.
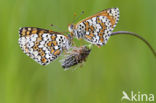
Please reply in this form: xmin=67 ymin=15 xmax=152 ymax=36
xmin=73 ymin=8 xmax=119 ymax=46
xmin=18 ymin=27 xmax=70 ymax=65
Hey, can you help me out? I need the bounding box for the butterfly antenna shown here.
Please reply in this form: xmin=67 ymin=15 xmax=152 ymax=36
xmin=49 ymin=24 xmax=68 ymax=34
xmin=72 ymin=11 xmax=84 ymax=23
xmin=50 ymin=24 xmax=62 ymax=30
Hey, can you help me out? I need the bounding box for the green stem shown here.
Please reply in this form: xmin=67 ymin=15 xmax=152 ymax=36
xmin=111 ymin=31 xmax=156 ymax=57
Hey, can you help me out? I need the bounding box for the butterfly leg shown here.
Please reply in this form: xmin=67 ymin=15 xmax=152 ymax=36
xmin=96 ymin=44 xmax=101 ymax=48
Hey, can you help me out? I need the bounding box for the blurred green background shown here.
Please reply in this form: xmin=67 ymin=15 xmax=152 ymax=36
xmin=0 ymin=0 xmax=156 ymax=103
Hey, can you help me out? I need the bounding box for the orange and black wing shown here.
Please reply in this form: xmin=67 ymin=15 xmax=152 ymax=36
xmin=19 ymin=27 xmax=70 ymax=65
xmin=75 ymin=8 xmax=119 ymax=46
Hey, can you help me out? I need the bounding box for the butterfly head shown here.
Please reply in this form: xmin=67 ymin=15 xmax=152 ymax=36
xmin=68 ymin=24 xmax=82 ymax=39
xmin=62 ymin=34 xmax=72 ymax=50
xmin=68 ymin=24 xmax=76 ymax=37
xmin=66 ymin=34 xmax=72 ymax=49
xmin=68 ymin=24 xmax=75 ymax=33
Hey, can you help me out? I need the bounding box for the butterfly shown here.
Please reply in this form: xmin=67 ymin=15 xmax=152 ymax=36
xmin=68 ymin=8 xmax=120 ymax=47
xmin=18 ymin=27 xmax=72 ymax=65
xmin=61 ymin=45 xmax=91 ymax=69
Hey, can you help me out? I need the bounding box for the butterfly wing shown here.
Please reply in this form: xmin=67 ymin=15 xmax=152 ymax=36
xmin=75 ymin=8 xmax=119 ymax=46
xmin=18 ymin=27 xmax=69 ymax=65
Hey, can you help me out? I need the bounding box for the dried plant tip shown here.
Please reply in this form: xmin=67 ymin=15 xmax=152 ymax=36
xmin=61 ymin=45 xmax=91 ymax=69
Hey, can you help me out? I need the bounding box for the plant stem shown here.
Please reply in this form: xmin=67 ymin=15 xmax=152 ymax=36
xmin=111 ymin=31 xmax=156 ymax=57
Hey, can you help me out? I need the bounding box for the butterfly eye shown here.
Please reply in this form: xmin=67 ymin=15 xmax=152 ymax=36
xmin=68 ymin=24 xmax=74 ymax=32
xmin=71 ymin=24 xmax=74 ymax=29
